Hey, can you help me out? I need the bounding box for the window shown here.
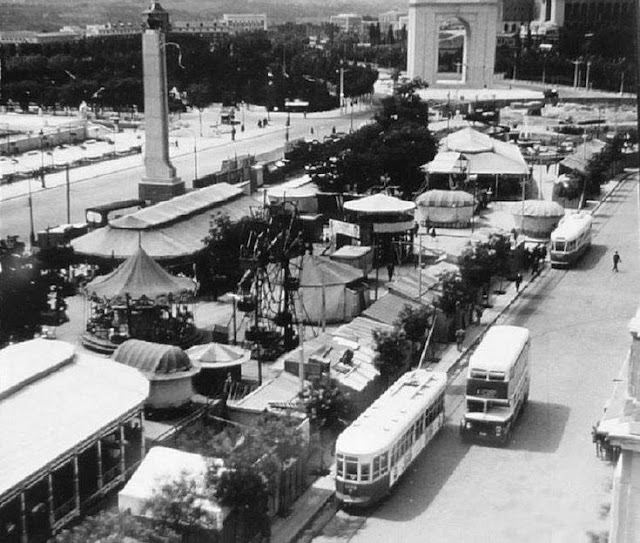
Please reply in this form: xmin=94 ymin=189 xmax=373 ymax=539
xmin=345 ymin=457 xmax=358 ymax=481
xmin=373 ymin=456 xmax=381 ymax=479
xmin=360 ymin=463 xmax=370 ymax=482
xmin=566 ymin=241 xmax=576 ymax=252
xmin=380 ymin=452 xmax=389 ymax=474
xmin=554 ymin=241 xmax=566 ymax=252
xmin=336 ymin=454 xmax=344 ymax=478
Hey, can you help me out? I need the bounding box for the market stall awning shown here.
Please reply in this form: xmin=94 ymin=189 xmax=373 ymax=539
xmin=299 ymin=255 xmax=363 ymax=287
xmin=86 ymin=247 xmax=196 ymax=299
xmin=423 ymin=152 xmax=463 ymax=174
xmin=343 ymin=193 xmax=416 ymax=214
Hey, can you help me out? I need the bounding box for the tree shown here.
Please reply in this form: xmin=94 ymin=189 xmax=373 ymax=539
xmin=143 ymin=474 xmax=217 ymax=535
xmin=373 ymin=328 xmax=412 ymax=386
xmin=53 ymin=510 xmax=179 ymax=543
xmin=435 ymin=271 xmax=475 ymax=320
xmin=395 ymin=304 xmax=433 ymax=361
xmin=299 ymin=373 xmax=352 ymax=431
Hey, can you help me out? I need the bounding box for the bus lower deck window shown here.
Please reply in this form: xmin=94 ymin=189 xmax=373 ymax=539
xmin=467 ymin=399 xmax=485 ymax=413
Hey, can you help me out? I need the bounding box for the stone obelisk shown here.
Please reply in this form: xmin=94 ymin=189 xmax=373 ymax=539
xmin=139 ymin=1 xmax=184 ymax=203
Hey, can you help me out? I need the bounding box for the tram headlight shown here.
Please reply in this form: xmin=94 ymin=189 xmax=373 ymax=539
xmin=495 ymin=425 xmax=502 ymax=436
xmin=465 ymin=421 xmax=472 ymax=430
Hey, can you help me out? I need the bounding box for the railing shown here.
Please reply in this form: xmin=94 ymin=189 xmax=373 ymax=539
xmin=53 ymin=497 xmax=77 ymax=521
xmin=151 ymin=404 xmax=209 ymax=444
xmin=226 ymin=381 xmax=259 ymax=404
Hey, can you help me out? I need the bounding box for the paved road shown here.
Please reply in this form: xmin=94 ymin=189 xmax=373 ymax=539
xmin=0 ymin=109 xmax=372 ymax=240
xmin=314 ymin=176 xmax=640 ymax=543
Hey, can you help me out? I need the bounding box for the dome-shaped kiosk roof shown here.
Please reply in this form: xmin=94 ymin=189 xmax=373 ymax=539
xmin=416 ymin=189 xmax=475 ymax=208
xmin=512 ymin=200 xmax=565 ymax=218
xmin=343 ymin=193 xmax=416 ymax=215
xmin=113 ymin=339 xmax=199 ymax=380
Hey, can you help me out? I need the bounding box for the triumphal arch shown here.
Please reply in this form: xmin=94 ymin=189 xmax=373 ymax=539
xmin=407 ymin=0 xmax=499 ymax=88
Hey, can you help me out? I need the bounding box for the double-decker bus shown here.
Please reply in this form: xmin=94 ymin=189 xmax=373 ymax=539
xmin=335 ymin=370 xmax=447 ymax=508
xmin=460 ymin=325 xmax=530 ymax=445
xmin=550 ymin=212 xmax=593 ymax=268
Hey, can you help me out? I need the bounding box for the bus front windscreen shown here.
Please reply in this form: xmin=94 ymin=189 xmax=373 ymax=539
xmin=466 ymin=379 xmax=508 ymax=399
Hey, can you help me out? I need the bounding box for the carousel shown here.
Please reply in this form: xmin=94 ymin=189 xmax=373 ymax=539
xmin=512 ymin=200 xmax=566 ymax=240
xmin=82 ymin=247 xmax=198 ymax=354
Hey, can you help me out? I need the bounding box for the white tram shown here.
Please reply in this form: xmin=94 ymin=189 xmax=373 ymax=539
xmin=335 ymin=370 xmax=447 ymax=507
xmin=549 ymin=212 xmax=593 ymax=268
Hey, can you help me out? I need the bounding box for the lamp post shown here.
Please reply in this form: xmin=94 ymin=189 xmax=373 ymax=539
xmin=193 ymin=135 xmax=198 ymax=183
xmin=38 ymin=130 xmax=46 ymax=188
xmin=585 ymin=61 xmax=592 ymax=91
xmin=572 ymin=60 xmax=582 ymax=88
xmin=27 ymin=172 xmax=36 ymax=246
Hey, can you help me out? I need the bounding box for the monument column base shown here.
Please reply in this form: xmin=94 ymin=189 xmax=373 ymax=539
xmin=139 ymin=177 xmax=185 ymax=204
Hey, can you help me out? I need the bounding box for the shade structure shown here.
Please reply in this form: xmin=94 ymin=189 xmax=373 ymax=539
xmin=113 ymin=339 xmax=199 ymax=409
xmin=186 ymin=343 xmax=250 ymax=369
xmin=85 ymin=247 xmax=196 ymax=300
xmin=267 ymin=185 xmax=318 ymax=213
xmin=343 ymin=193 xmax=416 ymax=215
xmin=415 ymin=189 xmax=475 ymax=227
xmin=512 ymin=200 xmax=566 ymax=239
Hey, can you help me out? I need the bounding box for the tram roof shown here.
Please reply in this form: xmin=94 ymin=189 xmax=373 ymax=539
xmin=335 ymin=370 xmax=447 ymax=456
xmin=550 ymin=212 xmax=593 ymax=242
xmin=468 ymin=325 xmax=529 ymax=374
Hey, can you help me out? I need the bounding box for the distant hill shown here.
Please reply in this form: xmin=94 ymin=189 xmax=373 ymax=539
xmin=0 ymin=0 xmax=408 ymax=32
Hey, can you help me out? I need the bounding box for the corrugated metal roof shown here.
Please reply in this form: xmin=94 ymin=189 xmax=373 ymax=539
xmin=0 ymin=340 xmax=148 ymax=498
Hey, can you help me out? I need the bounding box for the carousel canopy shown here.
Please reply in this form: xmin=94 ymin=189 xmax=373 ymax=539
xmin=299 ymin=255 xmax=363 ymax=287
xmin=416 ymin=189 xmax=475 ymax=208
xmin=85 ymin=247 xmax=195 ymax=300
xmin=512 ymin=200 xmax=565 ymax=218
xmin=343 ymin=193 xmax=416 ymax=215
xmin=186 ymin=343 xmax=250 ymax=369
xmin=113 ymin=339 xmax=198 ymax=379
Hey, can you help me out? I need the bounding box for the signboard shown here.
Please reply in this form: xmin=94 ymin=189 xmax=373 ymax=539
xmin=372 ymin=220 xmax=416 ymax=234
xmin=330 ymin=219 xmax=361 ymax=239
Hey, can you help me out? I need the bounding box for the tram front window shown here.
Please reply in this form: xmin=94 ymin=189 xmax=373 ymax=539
xmin=554 ymin=241 xmax=566 ymax=252
xmin=345 ymin=457 xmax=358 ymax=481
xmin=360 ymin=463 xmax=370 ymax=482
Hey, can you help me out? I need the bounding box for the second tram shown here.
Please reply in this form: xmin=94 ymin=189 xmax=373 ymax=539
xmin=549 ymin=212 xmax=593 ymax=268
xmin=335 ymin=369 xmax=447 ymax=507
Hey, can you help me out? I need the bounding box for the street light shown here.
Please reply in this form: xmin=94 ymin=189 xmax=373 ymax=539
xmin=39 ymin=129 xmax=46 ymax=188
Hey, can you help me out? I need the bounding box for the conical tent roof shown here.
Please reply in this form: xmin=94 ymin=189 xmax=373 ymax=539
xmin=416 ymin=189 xmax=475 ymax=208
xmin=186 ymin=343 xmax=250 ymax=369
xmin=86 ymin=247 xmax=195 ymax=299
xmin=343 ymin=193 xmax=416 ymax=214
xmin=299 ymin=255 xmax=362 ymax=287
xmin=444 ymin=128 xmax=494 ymax=154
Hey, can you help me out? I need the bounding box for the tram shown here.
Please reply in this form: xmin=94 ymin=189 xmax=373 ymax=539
xmin=549 ymin=212 xmax=593 ymax=268
xmin=335 ymin=369 xmax=447 ymax=507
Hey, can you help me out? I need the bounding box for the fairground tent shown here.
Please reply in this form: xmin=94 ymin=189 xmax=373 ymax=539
xmin=415 ymin=189 xmax=475 ymax=227
xmin=423 ymin=127 xmax=529 ymax=176
xmin=85 ymin=247 xmax=196 ymax=300
xmin=295 ymin=255 xmax=367 ymax=324
xmin=512 ymin=200 xmax=566 ymax=239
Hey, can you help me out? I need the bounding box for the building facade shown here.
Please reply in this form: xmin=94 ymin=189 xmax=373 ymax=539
xmin=0 ymin=340 xmax=148 ymax=543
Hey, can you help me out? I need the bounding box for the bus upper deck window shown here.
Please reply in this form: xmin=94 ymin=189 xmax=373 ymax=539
xmin=380 ymin=452 xmax=389 ymax=474
xmin=336 ymin=454 xmax=344 ymax=478
xmin=555 ymin=241 xmax=565 ymax=252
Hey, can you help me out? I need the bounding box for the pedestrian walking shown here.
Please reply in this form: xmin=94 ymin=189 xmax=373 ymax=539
xmin=474 ymin=305 xmax=484 ymax=324
xmin=455 ymin=328 xmax=466 ymax=352
xmin=515 ymin=272 xmax=523 ymax=292
xmin=386 ymin=263 xmax=395 ymax=281
xmin=613 ymin=250 xmax=621 ymax=272
xmin=429 ymin=227 xmax=437 ymax=239
xmin=531 ymin=258 xmax=539 ymax=278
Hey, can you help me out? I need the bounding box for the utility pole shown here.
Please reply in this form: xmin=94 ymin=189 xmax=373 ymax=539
xmin=339 ymin=60 xmax=345 ymax=113
xmin=585 ymin=61 xmax=592 ymax=91
xmin=572 ymin=60 xmax=581 ymax=88
xmin=65 ymin=164 xmax=71 ymax=223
